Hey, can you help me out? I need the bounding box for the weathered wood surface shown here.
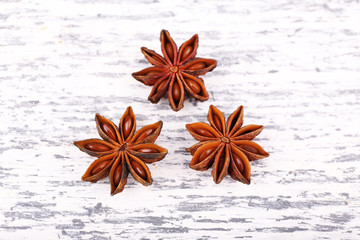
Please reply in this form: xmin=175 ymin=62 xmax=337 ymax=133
xmin=1 ymin=0 xmax=360 ymax=239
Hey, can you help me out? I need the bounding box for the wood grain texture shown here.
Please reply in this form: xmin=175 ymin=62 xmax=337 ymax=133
xmin=1 ymin=0 xmax=360 ymax=239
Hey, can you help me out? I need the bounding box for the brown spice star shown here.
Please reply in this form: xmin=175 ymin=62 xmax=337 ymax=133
xmin=132 ymin=29 xmax=217 ymax=111
xmin=186 ymin=105 xmax=269 ymax=184
xmin=74 ymin=106 xmax=168 ymax=195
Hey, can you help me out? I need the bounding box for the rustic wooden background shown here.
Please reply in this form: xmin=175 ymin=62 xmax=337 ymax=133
xmin=1 ymin=0 xmax=360 ymax=239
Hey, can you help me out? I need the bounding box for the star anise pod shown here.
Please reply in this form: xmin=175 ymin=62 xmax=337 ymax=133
xmin=132 ymin=30 xmax=217 ymax=111
xmin=74 ymin=106 xmax=168 ymax=195
xmin=186 ymin=105 xmax=269 ymax=184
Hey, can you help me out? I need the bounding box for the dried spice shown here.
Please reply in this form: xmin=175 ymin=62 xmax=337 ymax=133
xmin=132 ymin=30 xmax=217 ymax=111
xmin=74 ymin=106 xmax=167 ymax=195
xmin=186 ymin=105 xmax=269 ymax=184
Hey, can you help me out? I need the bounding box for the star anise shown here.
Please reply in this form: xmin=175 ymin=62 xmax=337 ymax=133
xmin=132 ymin=30 xmax=217 ymax=111
xmin=186 ymin=105 xmax=269 ymax=184
xmin=74 ymin=106 xmax=168 ymax=195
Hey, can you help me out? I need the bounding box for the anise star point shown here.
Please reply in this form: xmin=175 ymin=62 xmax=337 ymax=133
xmin=132 ymin=29 xmax=217 ymax=111
xmin=74 ymin=106 xmax=168 ymax=196
xmin=186 ymin=105 xmax=269 ymax=184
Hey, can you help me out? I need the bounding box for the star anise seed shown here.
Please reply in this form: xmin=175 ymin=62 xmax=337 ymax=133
xmin=186 ymin=105 xmax=269 ymax=184
xmin=132 ymin=29 xmax=217 ymax=111
xmin=74 ymin=106 xmax=168 ymax=196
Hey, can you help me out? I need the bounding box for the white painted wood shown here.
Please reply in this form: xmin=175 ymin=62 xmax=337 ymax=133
xmin=1 ymin=0 xmax=360 ymax=239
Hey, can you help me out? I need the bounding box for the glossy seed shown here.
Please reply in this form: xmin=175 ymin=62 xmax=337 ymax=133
xmin=198 ymin=147 xmax=216 ymax=162
xmin=136 ymin=128 xmax=155 ymax=142
xmin=213 ymin=114 xmax=223 ymax=132
xmin=181 ymin=46 xmax=193 ymax=61
xmin=85 ymin=143 xmax=111 ymax=151
xmin=184 ymin=77 xmax=201 ymax=94
xmin=101 ymin=122 xmax=117 ymax=141
xmin=113 ymin=163 xmax=123 ymax=186
xmin=187 ymin=62 xmax=206 ymax=71
xmin=123 ymin=115 xmax=133 ymax=139
xmin=165 ymin=43 xmax=174 ymax=61
xmin=131 ymin=160 xmax=147 ymax=179
xmin=232 ymin=154 xmax=244 ymax=173
xmin=172 ymin=81 xmax=181 ymax=103
xmin=241 ymin=145 xmax=259 ymax=154
xmin=91 ymin=160 xmax=110 ymax=175
xmin=137 ymin=148 xmax=159 ymax=153
xmin=195 ymin=128 xmax=214 ymax=138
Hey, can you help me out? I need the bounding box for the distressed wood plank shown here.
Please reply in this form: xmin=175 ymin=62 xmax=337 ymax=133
xmin=1 ymin=0 xmax=360 ymax=239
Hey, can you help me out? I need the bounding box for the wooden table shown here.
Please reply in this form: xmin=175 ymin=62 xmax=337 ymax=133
xmin=1 ymin=0 xmax=359 ymax=239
